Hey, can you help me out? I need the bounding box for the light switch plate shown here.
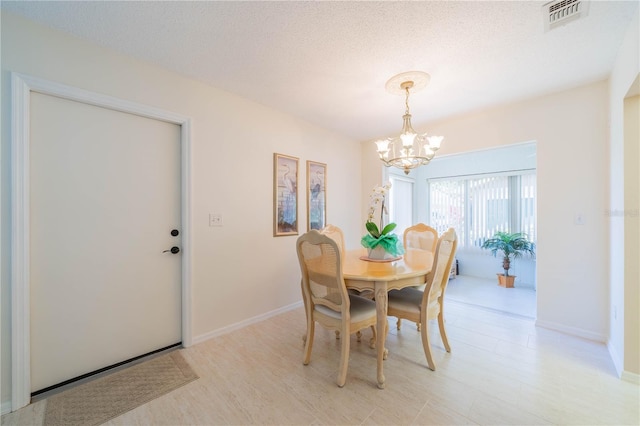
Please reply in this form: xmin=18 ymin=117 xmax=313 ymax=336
xmin=209 ymin=213 xmax=223 ymax=227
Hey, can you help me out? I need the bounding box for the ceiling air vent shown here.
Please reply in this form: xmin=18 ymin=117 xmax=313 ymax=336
xmin=543 ymin=0 xmax=589 ymax=32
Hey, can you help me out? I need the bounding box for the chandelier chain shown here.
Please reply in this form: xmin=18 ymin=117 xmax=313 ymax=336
xmin=404 ymin=87 xmax=411 ymax=115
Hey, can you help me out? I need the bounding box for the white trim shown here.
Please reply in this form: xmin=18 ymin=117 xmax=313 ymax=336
xmin=1 ymin=401 xmax=12 ymax=416
xmin=426 ymin=168 xmax=536 ymax=183
xmin=609 ymin=340 xmax=640 ymax=384
xmin=10 ymin=73 xmax=193 ymax=411
xmin=11 ymin=73 xmax=31 ymax=411
xmin=535 ymin=319 xmax=606 ymax=343
xmin=607 ymin=339 xmax=624 ymax=378
xmin=388 ymin=173 xmax=415 ymax=183
xmin=621 ymin=370 xmax=640 ymax=385
xmin=192 ymin=301 xmax=303 ymax=345
xmin=433 ymin=140 xmax=538 ymax=159
xmin=180 ymin=120 xmax=193 ymax=348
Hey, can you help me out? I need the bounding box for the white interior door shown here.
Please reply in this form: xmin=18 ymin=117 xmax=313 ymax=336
xmin=29 ymin=92 xmax=182 ymax=393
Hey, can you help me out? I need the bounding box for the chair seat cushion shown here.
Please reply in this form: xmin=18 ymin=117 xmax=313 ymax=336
xmin=388 ymin=287 xmax=423 ymax=314
xmin=315 ymin=294 xmax=376 ymax=323
xmin=348 ymin=294 xmax=377 ymax=322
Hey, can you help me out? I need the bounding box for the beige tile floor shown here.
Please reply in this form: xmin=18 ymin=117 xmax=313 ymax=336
xmin=3 ymin=301 xmax=638 ymax=425
xmin=446 ymin=275 xmax=536 ymax=318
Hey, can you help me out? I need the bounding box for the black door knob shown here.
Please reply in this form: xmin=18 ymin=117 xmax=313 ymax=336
xmin=163 ymin=246 xmax=180 ymax=254
xmin=171 ymin=229 xmax=179 ymax=236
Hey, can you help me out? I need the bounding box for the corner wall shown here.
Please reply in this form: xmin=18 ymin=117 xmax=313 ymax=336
xmin=623 ymin=94 xmax=639 ymax=378
xmin=363 ymin=81 xmax=610 ymax=341
xmin=608 ymin=8 xmax=639 ymax=381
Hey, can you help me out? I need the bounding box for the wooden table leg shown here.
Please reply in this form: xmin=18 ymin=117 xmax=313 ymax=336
xmin=374 ymin=281 xmax=387 ymax=389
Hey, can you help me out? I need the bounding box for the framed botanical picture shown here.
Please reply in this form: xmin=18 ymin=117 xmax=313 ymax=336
xmin=273 ymin=153 xmax=299 ymax=236
xmin=307 ymin=161 xmax=326 ymax=231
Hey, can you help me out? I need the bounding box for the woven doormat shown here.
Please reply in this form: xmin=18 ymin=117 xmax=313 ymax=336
xmin=43 ymin=350 xmax=198 ymax=426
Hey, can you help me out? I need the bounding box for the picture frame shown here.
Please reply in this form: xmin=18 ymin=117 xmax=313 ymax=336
xmin=306 ymin=161 xmax=326 ymax=231
xmin=273 ymin=153 xmax=299 ymax=236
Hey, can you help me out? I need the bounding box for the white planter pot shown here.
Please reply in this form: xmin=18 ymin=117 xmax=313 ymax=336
xmin=368 ymin=246 xmax=393 ymax=260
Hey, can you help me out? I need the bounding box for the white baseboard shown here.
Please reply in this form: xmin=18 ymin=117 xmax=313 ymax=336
xmin=621 ymin=370 xmax=640 ymax=385
xmin=535 ymin=319 xmax=606 ymax=343
xmin=609 ymin=341 xmax=640 ymax=384
xmin=607 ymin=340 xmax=624 ymax=377
xmin=192 ymin=301 xmax=303 ymax=345
xmin=1 ymin=301 xmax=304 ymax=416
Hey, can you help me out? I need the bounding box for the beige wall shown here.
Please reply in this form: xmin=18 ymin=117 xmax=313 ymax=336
xmin=608 ymin=9 xmax=640 ymax=381
xmin=623 ymin=95 xmax=639 ymax=376
xmin=1 ymin=12 xmax=362 ymax=407
xmin=363 ymin=81 xmax=611 ymax=341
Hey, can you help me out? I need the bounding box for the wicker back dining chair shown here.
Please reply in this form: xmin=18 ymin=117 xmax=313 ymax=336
xmin=403 ymin=223 xmax=438 ymax=253
xmin=296 ymin=230 xmax=377 ymax=387
xmin=320 ymin=224 xmax=346 ymax=261
xmin=398 ymin=223 xmax=439 ymax=330
xmin=320 ymin=224 xmax=373 ymax=341
xmin=387 ymin=227 xmax=458 ymax=371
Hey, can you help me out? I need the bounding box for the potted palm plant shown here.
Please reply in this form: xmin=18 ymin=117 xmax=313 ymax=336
xmin=481 ymin=232 xmax=535 ymax=288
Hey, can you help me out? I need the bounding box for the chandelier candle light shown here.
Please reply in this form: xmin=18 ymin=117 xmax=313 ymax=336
xmin=375 ymin=71 xmax=444 ymax=175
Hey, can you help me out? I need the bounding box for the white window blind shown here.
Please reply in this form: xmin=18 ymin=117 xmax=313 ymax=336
xmin=428 ymin=171 xmax=536 ymax=248
xmin=429 ymin=180 xmax=465 ymax=244
xmin=521 ymin=173 xmax=536 ymax=241
xmin=468 ymin=176 xmax=509 ymax=248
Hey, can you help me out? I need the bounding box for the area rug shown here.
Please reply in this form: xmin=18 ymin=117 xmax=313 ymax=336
xmin=43 ymin=350 xmax=198 ymax=426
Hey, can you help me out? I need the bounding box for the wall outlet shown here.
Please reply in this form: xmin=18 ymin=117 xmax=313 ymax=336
xmin=209 ymin=213 xmax=223 ymax=227
xmin=574 ymin=213 xmax=585 ymax=225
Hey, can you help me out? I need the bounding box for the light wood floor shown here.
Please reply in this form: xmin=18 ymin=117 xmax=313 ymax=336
xmin=3 ymin=301 xmax=639 ymax=425
xmin=446 ymin=275 xmax=536 ymax=318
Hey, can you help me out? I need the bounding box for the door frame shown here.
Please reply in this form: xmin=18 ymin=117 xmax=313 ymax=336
xmin=10 ymin=72 xmax=193 ymax=411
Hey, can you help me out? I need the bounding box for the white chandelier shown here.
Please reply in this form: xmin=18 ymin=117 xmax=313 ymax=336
xmin=375 ymin=71 xmax=443 ymax=175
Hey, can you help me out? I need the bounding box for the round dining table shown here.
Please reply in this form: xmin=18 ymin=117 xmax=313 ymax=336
xmin=342 ymin=248 xmax=434 ymax=389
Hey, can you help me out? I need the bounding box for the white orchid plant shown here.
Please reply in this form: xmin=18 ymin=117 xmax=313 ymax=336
xmin=360 ymin=182 xmax=404 ymax=256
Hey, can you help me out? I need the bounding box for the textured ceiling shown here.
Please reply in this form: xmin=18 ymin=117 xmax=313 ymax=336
xmin=3 ymin=1 xmax=638 ymax=142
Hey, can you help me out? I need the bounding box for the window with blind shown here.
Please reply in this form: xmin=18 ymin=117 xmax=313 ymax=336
xmin=429 ymin=172 xmax=536 ymax=249
xmin=429 ymin=180 xmax=465 ymax=245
